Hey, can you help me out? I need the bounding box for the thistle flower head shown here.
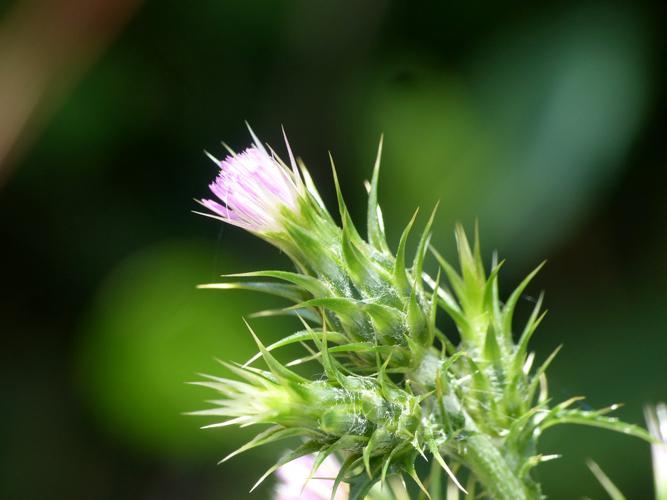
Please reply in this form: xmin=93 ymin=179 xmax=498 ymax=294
xmin=201 ymin=136 xmax=301 ymax=233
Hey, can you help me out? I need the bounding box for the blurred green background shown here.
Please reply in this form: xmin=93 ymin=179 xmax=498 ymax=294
xmin=0 ymin=0 xmax=665 ymax=498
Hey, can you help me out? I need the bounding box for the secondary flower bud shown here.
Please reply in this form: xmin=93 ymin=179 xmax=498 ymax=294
xmin=275 ymin=454 xmax=348 ymax=500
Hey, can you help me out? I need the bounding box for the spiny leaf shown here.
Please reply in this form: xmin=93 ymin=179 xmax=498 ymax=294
xmin=285 ymin=352 xmax=322 ymax=367
xmin=505 ymin=405 xmax=544 ymax=444
xmin=280 ymin=125 xmax=302 ymax=183
xmin=328 ymin=342 xmax=377 ymax=354
xmin=190 ymin=372 xmax=248 ymax=390
xmin=201 ymin=415 xmax=255 ymax=429
xmin=220 ymin=425 xmax=306 ymax=463
xmin=342 ymin=216 xmax=382 ymax=292
xmin=454 ymin=224 xmax=481 ymax=289
xmin=330 ymin=154 xmax=364 ymax=244
xmin=453 ymin=224 xmax=486 ymax=315
xmin=525 ymin=345 xmax=562 ymax=405
xmin=427 ymin=270 xmax=441 ymax=345
xmin=286 ymin=298 xmax=366 ymax=335
xmin=366 ymin=135 xmax=390 ymax=252
xmin=430 ymin=246 xmax=465 ymax=302
xmin=243 ymin=319 xmax=308 ymax=384
xmin=482 ymin=259 xmax=505 ymax=339
xmin=298 ymin=158 xmax=331 ymax=216
xmin=412 ymin=203 xmax=439 ymax=294
xmin=217 ymin=360 xmax=274 ymax=388
xmin=281 ymin=217 xmax=346 ymax=282
xmin=540 ymin=410 xmax=654 ymax=442
xmin=471 ymin=220 xmax=485 ymax=278
xmin=394 ymin=209 xmax=419 ymax=297
xmin=361 ymin=302 xmax=404 ymax=339
xmin=198 ymin=281 xmax=308 ymax=302
xmin=290 ymin=297 xmax=361 ymax=318
xmin=407 ymin=279 xmax=428 ymax=345
xmin=518 ymin=454 xmax=561 ymax=479
xmin=482 ymin=259 xmax=504 ymax=309
xmin=502 ymin=261 xmax=546 ymax=337
xmin=244 ymin=329 xmax=347 ymax=366
xmin=427 ymin=441 xmax=467 ymax=494
xmin=511 ymin=293 xmax=547 ymax=375
xmin=223 ymin=270 xmax=330 ymax=297
xmin=465 ymin=356 xmax=492 ymax=399
xmin=483 ymin=322 xmax=502 ymax=367
xmin=402 ymin=452 xmax=431 ymax=499
xmin=249 ymin=306 xmax=322 ymax=324
xmin=431 ymin=286 xmax=470 ymax=337
xmin=304 ymin=315 xmax=344 ymax=382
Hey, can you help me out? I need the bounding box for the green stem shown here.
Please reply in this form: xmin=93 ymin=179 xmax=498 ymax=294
xmin=463 ymin=434 xmax=536 ymax=500
xmin=411 ymin=351 xmax=537 ymax=499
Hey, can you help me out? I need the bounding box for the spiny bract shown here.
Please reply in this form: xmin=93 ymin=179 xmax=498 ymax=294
xmin=192 ymin=128 xmax=651 ymax=500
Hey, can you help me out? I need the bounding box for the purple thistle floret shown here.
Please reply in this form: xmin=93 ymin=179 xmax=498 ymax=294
xmin=200 ymin=134 xmax=301 ymax=233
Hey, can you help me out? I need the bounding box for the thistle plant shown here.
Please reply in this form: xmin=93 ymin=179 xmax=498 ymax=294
xmin=192 ymin=127 xmax=652 ymax=499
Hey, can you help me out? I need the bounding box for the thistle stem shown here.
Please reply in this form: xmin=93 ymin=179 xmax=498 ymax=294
xmin=462 ymin=434 xmax=536 ymax=500
xmin=412 ymin=351 xmax=535 ymax=499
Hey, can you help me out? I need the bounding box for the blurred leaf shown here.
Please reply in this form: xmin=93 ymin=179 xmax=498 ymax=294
xmin=350 ymin=4 xmax=650 ymax=263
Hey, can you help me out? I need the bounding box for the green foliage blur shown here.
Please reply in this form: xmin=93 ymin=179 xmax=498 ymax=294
xmin=0 ymin=1 xmax=664 ymax=498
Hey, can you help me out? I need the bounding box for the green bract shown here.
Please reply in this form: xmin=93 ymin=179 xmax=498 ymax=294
xmin=194 ymin=134 xmax=651 ymax=499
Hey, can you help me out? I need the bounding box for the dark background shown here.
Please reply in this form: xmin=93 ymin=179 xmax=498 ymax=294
xmin=0 ymin=0 xmax=665 ymax=498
